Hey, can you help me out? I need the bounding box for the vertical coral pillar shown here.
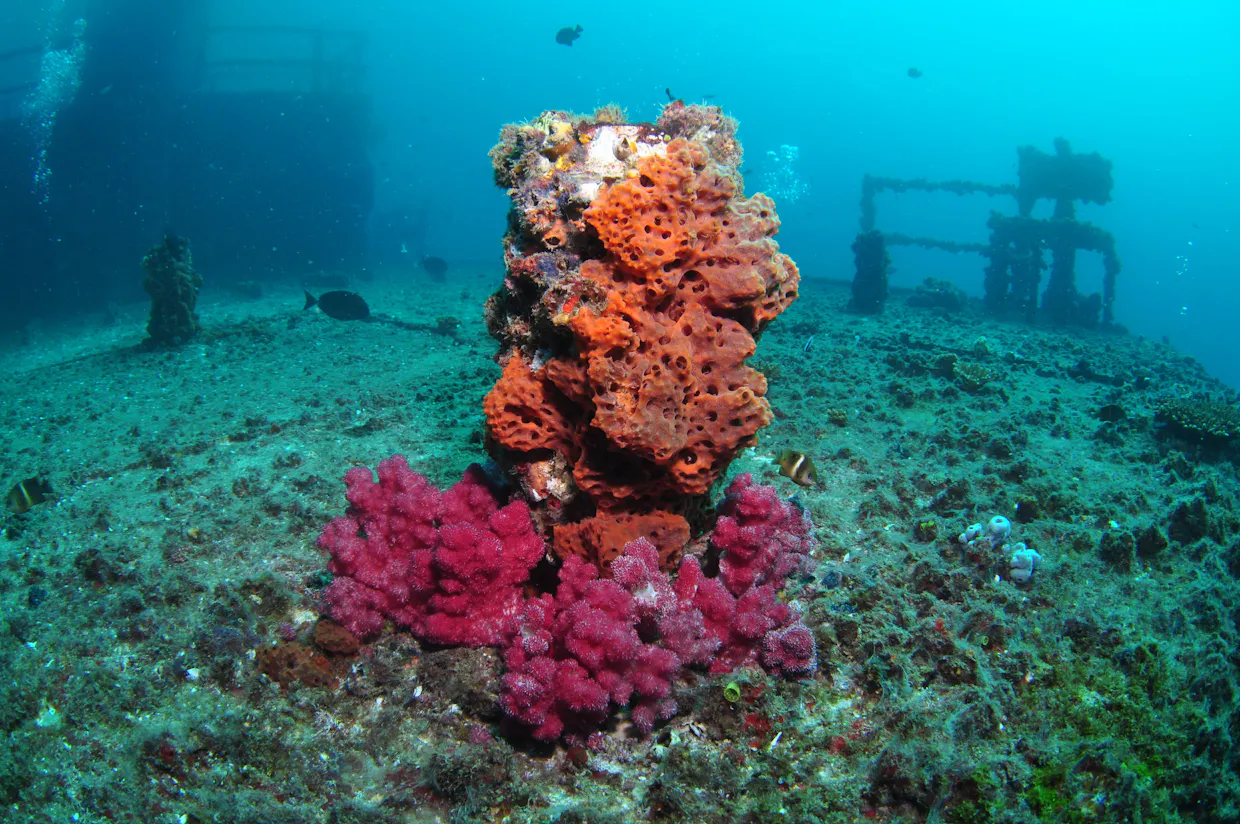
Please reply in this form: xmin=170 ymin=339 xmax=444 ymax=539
xmin=484 ymin=103 xmax=800 ymax=569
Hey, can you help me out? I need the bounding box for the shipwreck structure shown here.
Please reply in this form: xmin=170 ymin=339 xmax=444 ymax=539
xmin=853 ymin=138 xmax=1120 ymax=325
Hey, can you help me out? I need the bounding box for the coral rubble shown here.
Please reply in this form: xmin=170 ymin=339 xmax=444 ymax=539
xmin=6 ymin=268 xmax=1240 ymax=822
xmin=484 ymin=103 xmax=799 ymax=567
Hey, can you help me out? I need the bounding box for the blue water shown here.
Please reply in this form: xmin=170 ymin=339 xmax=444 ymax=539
xmin=2 ymin=0 xmax=1237 ymax=384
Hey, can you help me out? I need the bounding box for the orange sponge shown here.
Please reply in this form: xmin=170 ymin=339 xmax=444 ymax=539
xmin=484 ymin=355 xmax=575 ymax=456
xmin=554 ymin=511 xmax=691 ymax=571
xmin=484 ymin=107 xmax=799 ymax=569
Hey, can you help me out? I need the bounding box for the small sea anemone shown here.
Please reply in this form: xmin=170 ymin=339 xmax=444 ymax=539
xmin=953 ymin=360 xmax=996 ymax=393
xmin=593 ymin=103 xmax=627 ymax=124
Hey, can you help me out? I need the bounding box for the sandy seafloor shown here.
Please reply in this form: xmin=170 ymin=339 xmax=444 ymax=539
xmin=1 ymin=264 xmax=1238 ymax=824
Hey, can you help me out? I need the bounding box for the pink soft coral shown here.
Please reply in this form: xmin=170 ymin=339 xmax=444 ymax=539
xmin=666 ymin=555 xmax=816 ymax=675
xmin=498 ymin=532 xmax=818 ymax=741
xmin=320 ymin=456 xmax=544 ymax=646
xmin=321 ymin=458 xmax=818 ymax=743
xmin=499 ymin=542 xmax=680 ymax=743
xmin=713 ymin=473 xmax=816 ymax=595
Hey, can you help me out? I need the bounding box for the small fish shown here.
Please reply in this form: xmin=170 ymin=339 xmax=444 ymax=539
xmin=555 ymin=24 xmax=583 ymax=46
xmin=907 ymin=67 xmax=923 ymax=79
xmin=775 ymin=450 xmax=817 ymax=488
xmin=7 ymin=477 xmax=53 ymax=515
xmin=420 ymin=256 xmax=449 ymax=281
xmin=304 ymin=290 xmax=371 ymax=321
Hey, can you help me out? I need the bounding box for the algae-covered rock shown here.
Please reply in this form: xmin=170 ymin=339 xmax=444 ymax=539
xmin=141 ymin=232 xmax=202 ymax=346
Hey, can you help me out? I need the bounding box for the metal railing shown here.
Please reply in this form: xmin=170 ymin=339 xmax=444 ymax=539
xmin=198 ymin=26 xmax=367 ymax=95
